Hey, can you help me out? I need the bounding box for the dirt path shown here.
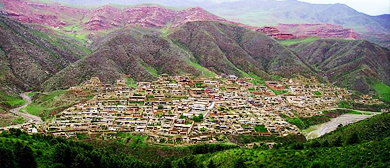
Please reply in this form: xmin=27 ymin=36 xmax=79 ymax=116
xmin=2 ymin=93 xmax=42 ymax=129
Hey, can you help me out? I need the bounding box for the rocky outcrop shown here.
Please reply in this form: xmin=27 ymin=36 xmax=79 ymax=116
xmin=0 ymin=0 xmax=238 ymax=31
xmin=277 ymin=23 xmax=361 ymax=40
xmin=256 ymin=27 xmax=295 ymax=40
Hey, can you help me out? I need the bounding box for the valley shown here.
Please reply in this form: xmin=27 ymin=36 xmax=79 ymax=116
xmin=2 ymin=74 xmax=387 ymax=146
xmin=0 ymin=0 xmax=389 ymax=167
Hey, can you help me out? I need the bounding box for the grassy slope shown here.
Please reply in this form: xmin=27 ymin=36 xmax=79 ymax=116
xmin=373 ymin=82 xmax=390 ymax=102
xmin=197 ymin=113 xmax=390 ymax=168
xmin=21 ymin=90 xmax=94 ymax=120
xmin=279 ymin=37 xmax=319 ymax=46
xmin=125 ymin=77 xmax=137 ymax=88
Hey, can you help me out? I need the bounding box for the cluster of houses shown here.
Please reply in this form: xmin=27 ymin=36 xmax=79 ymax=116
xmin=13 ymin=74 xmax=382 ymax=144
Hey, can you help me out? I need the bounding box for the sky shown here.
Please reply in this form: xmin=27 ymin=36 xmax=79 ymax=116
xmin=198 ymin=0 xmax=390 ymax=16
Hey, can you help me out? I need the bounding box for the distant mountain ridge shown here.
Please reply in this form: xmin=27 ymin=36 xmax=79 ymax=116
xmin=38 ymin=0 xmax=390 ymax=48
xmin=0 ymin=0 xmax=364 ymax=42
xmin=42 ymin=21 xmax=315 ymax=90
xmin=0 ymin=0 xmax=388 ymax=100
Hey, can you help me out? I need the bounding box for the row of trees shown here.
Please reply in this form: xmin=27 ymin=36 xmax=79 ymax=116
xmin=0 ymin=129 xmax=239 ymax=168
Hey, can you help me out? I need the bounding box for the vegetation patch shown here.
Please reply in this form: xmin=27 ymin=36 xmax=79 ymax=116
xmin=372 ymin=82 xmax=390 ymax=102
xmin=338 ymin=101 xmax=389 ymax=112
xmin=0 ymin=91 xmax=25 ymax=109
xmin=21 ymin=90 xmax=94 ymax=120
xmin=3 ymin=97 xmax=25 ymax=108
xmin=243 ymin=72 xmax=265 ymax=85
xmin=281 ymin=114 xmax=332 ymax=130
xmin=188 ymin=61 xmax=215 ymax=78
xmin=279 ymin=37 xmax=319 ymax=46
xmin=272 ymin=89 xmax=288 ymax=95
xmin=254 ymin=125 xmax=268 ymax=132
xmin=125 ymin=77 xmax=137 ymax=88
xmin=140 ymin=62 xmax=159 ymax=77
xmin=27 ymin=92 xmax=38 ymax=98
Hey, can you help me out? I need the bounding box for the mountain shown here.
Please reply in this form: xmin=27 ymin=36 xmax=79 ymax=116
xmin=0 ymin=0 xmax=236 ymax=33
xmin=0 ymin=0 xmax=365 ymax=43
xmin=289 ymin=39 xmax=390 ymax=93
xmin=43 ymin=21 xmax=314 ymax=90
xmin=202 ymin=0 xmax=390 ymax=48
xmin=40 ymin=0 xmax=390 ymax=48
xmin=0 ymin=0 xmax=389 ymax=95
xmin=0 ymin=14 xmax=90 ymax=111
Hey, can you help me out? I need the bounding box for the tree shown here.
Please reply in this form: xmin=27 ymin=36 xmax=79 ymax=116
xmin=183 ymin=156 xmax=198 ymax=168
xmin=198 ymin=113 xmax=204 ymax=120
xmin=53 ymin=143 xmax=73 ymax=167
xmin=332 ymin=136 xmax=342 ymax=147
xmin=234 ymin=157 xmax=246 ymax=168
xmin=15 ymin=144 xmax=37 ymax=168
xmin=345 ymin=132 xmax=359 ymax=145
xmin=193 ymin=116 xmax=200 ymax=122
xmin=176 ymin=160 xmax=186 ymax=168
xmin=321 ymin=140 xmax=330 ymax=147
xmin=0 ymin=147 xmax=16 ymax=168
xmin=9 ymin=128 xmax=22 ymax=137
xmin=71 ymin=154 xmax=95 ymax=168
xmin=207 ymin=160 xmax=216 ymax=168
xmin=160 ymin=158 xmax=172 ymax=168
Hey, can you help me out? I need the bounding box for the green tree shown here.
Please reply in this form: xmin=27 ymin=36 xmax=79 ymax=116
xmin=176 ymin=160 xmax=186 ymax=168
xmin=53 ymin=143 xmax=73 ymax=167
xmin=193 ymin=116 xmax=200 ymax=122
xmin=0 ymin=147 xmax=16 ymax=168
xmin=332 ymin=136 xmax=343 ymax=147
xmin=161 ymin=158 xmax=172 ymax=168
xmin=234 ymin=157 xmax=246 ymax=168
xmin=198 ymin=113 xmax=204 ymax=120
xmin=208 ymin=160 xmax=216 ymax=168
xmin=15 ymin=144 xmax=37 ymax=168
xmin=71 ymin=154 xmax=94 ymax=168
xmin=345 ymin=132 xmax=359 ymax=145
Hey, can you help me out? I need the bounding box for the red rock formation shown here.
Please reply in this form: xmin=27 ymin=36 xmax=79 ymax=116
xmin=0 ymin=0 xmax=361 ymax=41
xmin=256 ymin=27 xmax=295 ymax=40
xmin=0 ymin=0 xmax=241 ymax=31
xmin=276 ymin=23 xmax=361 ymax=40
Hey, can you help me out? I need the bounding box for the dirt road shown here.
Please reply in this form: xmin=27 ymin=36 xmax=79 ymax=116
xmin=10 ymin=93 xmax=42 ymax=123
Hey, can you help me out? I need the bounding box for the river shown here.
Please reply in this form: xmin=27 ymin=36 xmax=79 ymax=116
xmin=302 ymin=112 xmax=380 ymax=140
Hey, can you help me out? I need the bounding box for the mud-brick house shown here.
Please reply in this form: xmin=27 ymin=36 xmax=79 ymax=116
xmin=265 ymin=81 xmax=285 ymax=90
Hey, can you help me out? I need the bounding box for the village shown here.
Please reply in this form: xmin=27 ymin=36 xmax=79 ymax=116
xmin=6 ymin=74 xmax=384 ymax=145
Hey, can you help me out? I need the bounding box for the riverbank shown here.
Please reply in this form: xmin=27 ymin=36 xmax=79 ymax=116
xmin=302 ymin=112 xmax=380 ymax=139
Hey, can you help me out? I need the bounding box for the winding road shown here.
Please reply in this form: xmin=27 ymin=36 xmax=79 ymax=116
xmin=1 ymin=93 xmax=42 ymax=130
xmin=11 ymin=93 xmax=42 ymax=123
